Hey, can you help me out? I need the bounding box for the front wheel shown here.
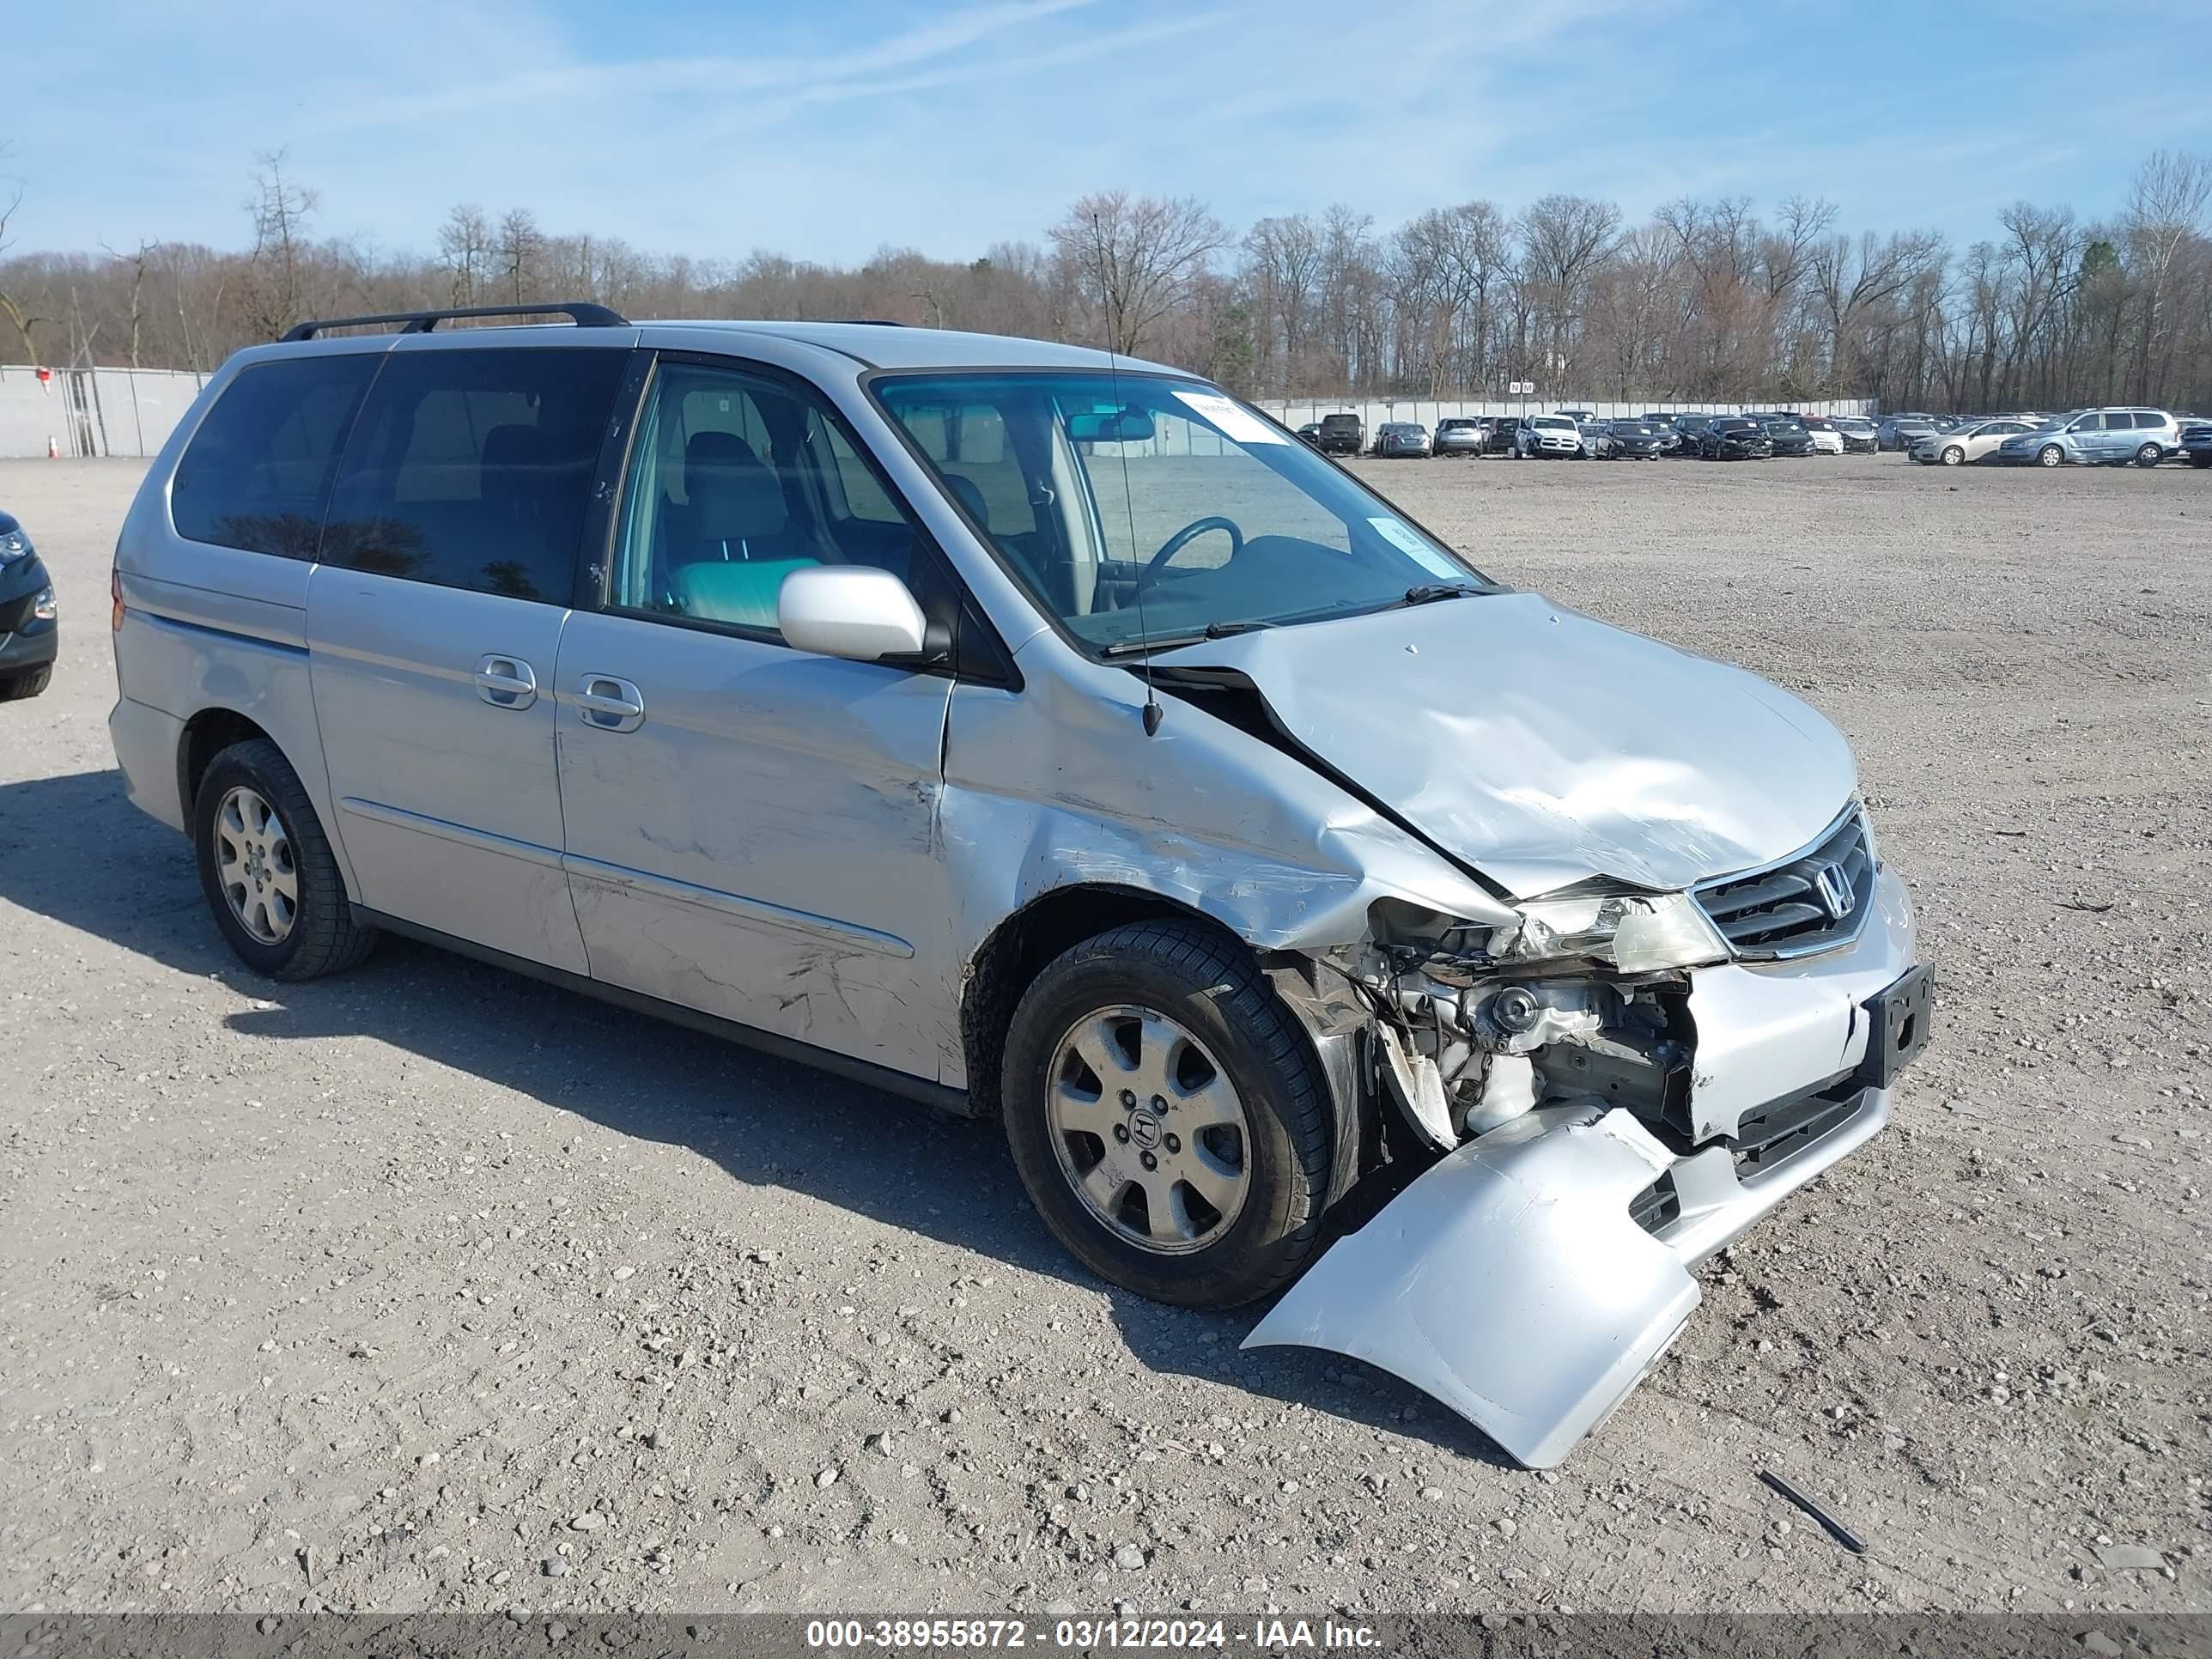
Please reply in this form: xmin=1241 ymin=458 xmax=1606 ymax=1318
xmin=1001 ymin=921 xmax=1334 ymax=1310
xmin=2135 ymin=443 xmax=2163 ymax=467
xmin=1941 ymin=446 xmax=1964 ymax=466
xmin=2038 ymin=445 xmax=2064 ymax=467
xmin=193 ymin=738 xmax=378 ymax=980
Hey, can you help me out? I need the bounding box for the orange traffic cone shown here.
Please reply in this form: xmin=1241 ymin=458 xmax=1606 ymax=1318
xmin=46 ymin=435 xmax=59 ymax=459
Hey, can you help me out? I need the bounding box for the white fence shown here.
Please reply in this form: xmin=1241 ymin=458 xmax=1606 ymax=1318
xmin=0 ymin=364 xmax=208 ymax=459
xmin=0 ymin=363 xmax=1880 ymax=461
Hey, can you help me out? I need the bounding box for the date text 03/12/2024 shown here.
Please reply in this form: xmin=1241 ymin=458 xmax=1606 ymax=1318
xmin=803 ymin=1618 xmax=1382 ymax=1650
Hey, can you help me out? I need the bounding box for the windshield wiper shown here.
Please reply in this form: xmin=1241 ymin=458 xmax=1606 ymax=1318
xmin=1399 ymin=583 xmax=1481 ymax=606
xmin=1099 ymin=619 xmax=1270 ymax=658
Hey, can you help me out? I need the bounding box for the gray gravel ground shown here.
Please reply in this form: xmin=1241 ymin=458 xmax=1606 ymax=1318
xmin=1 ymin=452 xmax=2206 ymax=1617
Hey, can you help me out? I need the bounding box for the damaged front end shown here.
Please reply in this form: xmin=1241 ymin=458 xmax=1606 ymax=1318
xmin=1246 ymin=804 xmax=1933 ymax=1467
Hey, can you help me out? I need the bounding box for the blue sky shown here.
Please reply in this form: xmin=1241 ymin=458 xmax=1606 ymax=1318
xmin=12 ymin=0 xmax=2210 ymax=263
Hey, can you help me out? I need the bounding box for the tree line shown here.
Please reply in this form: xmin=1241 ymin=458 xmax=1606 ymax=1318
xmin=4 ymin=145 xmax=2209 ymax=413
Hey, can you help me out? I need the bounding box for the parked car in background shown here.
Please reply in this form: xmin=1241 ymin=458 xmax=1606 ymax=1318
xmin=2181 ymin=420 xmax=2212 ymax=467
xmin=0 ymin=507 xmax=58 ymax=702
xmin=1485 ymin=416 xmax=1524 ymax=455
xmin=1833 ymin=416 xmax=1879 ymax=453
xmin=1517 ymin=414 xmax=1586 ymax=459
xmin=1295 ymin=422 xmax=1322 ymax=447
xmin=1700 ymin=418 xmax=1774 ymax=460
xmin=1556 ymin=408 xmax=1595 ymax=424
xmin=1575 ymin=420 xmax=1607 ymax=457
xmin=1759 ymin=417 xmax=1816 ymax=459
xmin=1668 ymin=414 xmax=1715 ymax=455
xmin=1877 ymin=416 xmax=1938 ymax=452
xmin=1996 ymin=408 xmax=2179 ymax=467
xmin=1798 ymin=416 xmax=1846 ymax=455
xmin=1316 ymin=412 xmax=1364 ymax=455
xmin=1431 ymin=416 xmax=1487 ymax=458
xmin=1375 ymin=422 xmax=1432 ymax=458
xmin=1911 ymin=418 xmax=2035 ymax=466
xmin=1596 ymin=419 xmax=1667 ymax=460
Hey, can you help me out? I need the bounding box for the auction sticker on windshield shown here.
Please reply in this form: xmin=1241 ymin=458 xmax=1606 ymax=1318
xmin=1172 ymin=388 xmax=1287 ymax=445
xmin=1367 ymin=516 xmax=1462 ymax=580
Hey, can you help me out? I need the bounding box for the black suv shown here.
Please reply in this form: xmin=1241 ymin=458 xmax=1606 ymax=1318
xmin=1316 ymin=413 xmax=1364 ymax=455
xmin=0 ymin=507 xmax=58 ymax=702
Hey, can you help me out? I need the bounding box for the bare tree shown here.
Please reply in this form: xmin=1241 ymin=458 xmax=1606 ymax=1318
xmin=240 ymin=149 xmax=320 ymax=339
xmin=0 ymin=142 xmax=48 ymax=362
xmin=1048 ymin=191 xmax=1227 ymax=358
xmin=1516 ymin=194 xmax=1622 ymax=388
xmin=2124 ymin=150 xmax=2211 ymax=402
xmin=438 ymin=205 xmax=492 ymax=307
xmin=497 ymin=209 xmax=544 ymax=305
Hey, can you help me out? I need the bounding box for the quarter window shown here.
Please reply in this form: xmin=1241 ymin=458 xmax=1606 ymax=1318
xmin=320 ymin=348 xmax=626 ymax=602
xmin=172 ymin=356 xmax=379 ymax=556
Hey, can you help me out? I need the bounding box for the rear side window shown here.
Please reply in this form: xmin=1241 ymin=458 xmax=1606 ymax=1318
xmin=172 ymin=356 xmax=379 ymax=556
xmin=321 ymin=348 xmax=627 ymax=602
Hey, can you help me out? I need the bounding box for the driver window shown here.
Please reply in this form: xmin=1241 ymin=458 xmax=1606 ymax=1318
xmin=609 ymin=361 xmax=939 ymax=639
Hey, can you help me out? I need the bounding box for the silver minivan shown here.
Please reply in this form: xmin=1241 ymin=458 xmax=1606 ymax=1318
xmin=108 ymin=305 xmax=1931 ymax=1466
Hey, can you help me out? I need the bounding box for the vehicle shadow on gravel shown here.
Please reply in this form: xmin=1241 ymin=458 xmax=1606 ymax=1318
xmin=0 ymin=765 xmax=1512 ymax=1468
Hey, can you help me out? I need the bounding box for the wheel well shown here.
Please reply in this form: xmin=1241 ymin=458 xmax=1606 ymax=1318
xmin=178 ymin=708 xmax=273 ymax=823
xmin=959 ymin=885 xmax=1233 ymax=1119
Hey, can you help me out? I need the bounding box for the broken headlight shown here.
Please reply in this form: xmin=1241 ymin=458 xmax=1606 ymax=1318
xmin=1495 ymin=888 xmax=1729 ymax=975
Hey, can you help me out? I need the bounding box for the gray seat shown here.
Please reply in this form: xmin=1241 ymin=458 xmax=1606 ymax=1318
xmin=677 ymin=431 xmax=797 ymax=564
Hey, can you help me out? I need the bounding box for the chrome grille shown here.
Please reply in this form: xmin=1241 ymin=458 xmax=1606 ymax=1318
xmin=1694 ymin=808 xmax=1874 ymax=959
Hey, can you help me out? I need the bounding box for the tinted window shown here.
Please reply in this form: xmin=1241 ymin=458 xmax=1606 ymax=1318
xmin=607 ymin=359 xmax=942 ymax=641
xmin=321 ymin=348 xmax=625 ymax=602
xmin=172 ymin=356 xmax=379 ymax=556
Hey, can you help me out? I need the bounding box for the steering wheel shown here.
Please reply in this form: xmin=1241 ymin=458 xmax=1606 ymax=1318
xmin=1139 ymin=515 xmax=1243 ymax=588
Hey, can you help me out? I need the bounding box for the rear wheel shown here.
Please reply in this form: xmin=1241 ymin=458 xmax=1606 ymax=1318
xmin=1001 ymin=921 xmax=1334 ymax=1310
xmin=2134 ymin=442 xmax=2162 ymax=468
xmin=193 ymin=738 xmax=377 ymax=981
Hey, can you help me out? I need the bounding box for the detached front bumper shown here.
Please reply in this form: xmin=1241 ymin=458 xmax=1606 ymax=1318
xmin=1246 ymin=866 xmax=1928 ymax=1467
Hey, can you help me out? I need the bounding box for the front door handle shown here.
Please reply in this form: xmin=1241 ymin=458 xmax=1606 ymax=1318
xmin=574 ymin=673 xmax=646 ymax=733
xmin=473 ymin=654 xmax=538 ymax=709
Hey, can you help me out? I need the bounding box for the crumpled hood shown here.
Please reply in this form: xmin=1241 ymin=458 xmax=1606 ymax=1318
xmin=1159 ymin=592 xmax=1856 ymax=897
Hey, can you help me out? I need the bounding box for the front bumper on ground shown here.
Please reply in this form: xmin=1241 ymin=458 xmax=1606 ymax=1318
xmin=1246 ymin=866 xmax=1927 ymax=1468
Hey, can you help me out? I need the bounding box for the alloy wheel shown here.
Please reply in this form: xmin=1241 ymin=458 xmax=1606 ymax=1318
xmin=1047 ymin=1004 xmax=1250 ymax=1255
xmin=215 ymin=786 xmax=298 ymax=945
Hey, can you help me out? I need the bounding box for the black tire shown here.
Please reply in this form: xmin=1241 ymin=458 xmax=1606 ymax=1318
xmin=1940 ymin=446 xmax=1964 ymax=466
xmin=192 ymin=738 xmax=377 ymax=981
xmin=2134 ymin=443 xmax=2162 ymax=468
xmin=1000 ymin=920 xmax=1334 ymax=1310
xmin=2191 ymin=454 xmax=2212 ymax=468
xmin=2038 ymin=444 xmax=2064 ymax=467
xmin=0 ymin=665 xmax=52 ymax=702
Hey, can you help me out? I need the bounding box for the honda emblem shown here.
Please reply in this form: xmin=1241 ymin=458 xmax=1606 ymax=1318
xmin=1812 ymin=861 xmax=1855 ymax=921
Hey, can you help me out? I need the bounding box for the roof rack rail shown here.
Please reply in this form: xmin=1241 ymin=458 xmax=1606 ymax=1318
xmin=832 ymin=318 xmax=906 ymax=326
xmin=280 ymin=301 xmax=629 ymax=343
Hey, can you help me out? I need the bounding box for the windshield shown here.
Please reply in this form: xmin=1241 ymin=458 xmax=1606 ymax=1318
xmin=1532 ymin=416 xmax=1576 ymax=431
xmin=871 ymin=371 xmax=1492 ymax=654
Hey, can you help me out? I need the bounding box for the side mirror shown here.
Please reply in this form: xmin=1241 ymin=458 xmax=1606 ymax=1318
xmin=778 ymin=566 xmax=929 ymax=662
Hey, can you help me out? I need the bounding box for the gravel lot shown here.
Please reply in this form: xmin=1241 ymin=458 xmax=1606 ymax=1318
xmin=2 ymin=452 xmax=2206 ymax=1618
